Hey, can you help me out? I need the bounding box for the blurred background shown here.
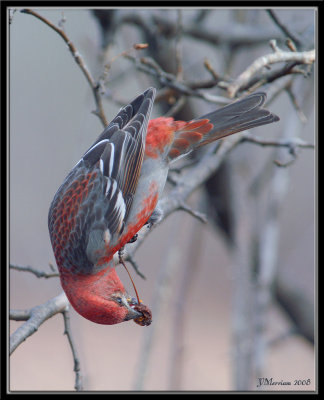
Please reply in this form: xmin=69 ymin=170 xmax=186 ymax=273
xmin=9 ymin=7 xmax=316 ymax=392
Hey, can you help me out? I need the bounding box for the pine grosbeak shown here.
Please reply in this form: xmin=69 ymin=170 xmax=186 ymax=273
xmin=48 ymin=87 xmax=279 ymax=325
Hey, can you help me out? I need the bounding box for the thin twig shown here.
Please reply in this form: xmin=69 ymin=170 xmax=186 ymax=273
xmin=285 ymin=85 xmax=308 ymax=123
xmin=10 ymin=264 xmax=59 ymax=278
xmin=243 ymin=131 xmax=314 ymax=168
xmin=241 ymin=132 xmax=314 ymax=150
xmin=149 ymin=14 xmax=283 ymax=48
xmin=127 ymin=255 xmax=146 ymax=280
xmin=124 ymin=54 xmax=231 ymax=105
xmin=62 ymin=309 xmax=83 ymax=391
xmin=98 ymin=43 xmax=148 ymax=89
xmin=204 ymin=58 xmax=220 ymax=81
xmin=267 ymin=9 xmax=301 ymax=48
xmin=178 ymin=201 xmax=207 ymax=224
xmin=163 ymin=95 xmax=187 ymax=117
xmin=21 ymin=8 xmax=108 ymax=127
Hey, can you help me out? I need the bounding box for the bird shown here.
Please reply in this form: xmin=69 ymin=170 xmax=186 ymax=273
xmin=48 ymin=87 xmax=279 ymax=325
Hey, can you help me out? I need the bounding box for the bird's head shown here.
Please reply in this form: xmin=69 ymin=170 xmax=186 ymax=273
xmin=60 ymin=268 xmax=149 ymax=325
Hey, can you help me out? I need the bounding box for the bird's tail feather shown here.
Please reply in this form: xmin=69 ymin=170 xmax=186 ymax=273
xmin=167 ymin=92 xmax=279 ymax=161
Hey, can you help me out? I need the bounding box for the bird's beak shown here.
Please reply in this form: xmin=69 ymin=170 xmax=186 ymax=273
xmin=123 ymin=296 xmax=143 ymax=321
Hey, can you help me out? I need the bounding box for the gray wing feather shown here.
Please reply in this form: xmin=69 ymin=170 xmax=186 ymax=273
xmin=82 ymin=87 xmax=156 ymax=237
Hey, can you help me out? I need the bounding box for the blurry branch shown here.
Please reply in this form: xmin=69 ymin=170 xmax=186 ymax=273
xmin=241 ymin=132 xmax=314 ymax=150
xmin=227 ymin=41 xmax=315 ymax=97
xmin=234 ymin=73 xmax=314 ymax=389
xmin=267 ymin=9 xmax=302 ymax=48
xmin=21 ymin=8 xmax=108 ymax=127
xmin=10 ymin=292 xmax=83 ymax=390
xmin=127 ymin=254 xmax=146 ymax=280
xmin=118 ymin=13 xmax=157 ymax=48
xmin=204 ymin=58 xmax=221 ymax=81
xmin=275 ymin=281 xmax=314 ymax=344
xmin=98 ymin=43 xmax=149 ymax=92
xmin=192 ymin=9 xmax=210 ymax=25
xmin=163 ymin=95 xmax=187 ymax=117
xmin=146 ymin=13 xmax=284 ymax=48
xmin=10 ymin=263 xmax=59 ymax=278
xmin=133 ymin=215 xmax=183 ymax=390
xmin=174 ymin=10 xmax=184 ymax=79
xmin=169 ymin=215 xmax=205 ymax=389
xmin=91 ymin=9 xmax=117 ymax=49
xmin=285 ymin=83 xmax=308 ymax=123
xmin=124 ymin=54 xmax=231 ymax=105
xmin=230 ymin=173 xmax=254 ymax=390
xmin=251 ymin=142 xmax=290 ymax=382
xmin=178 ymin=201 xmax=207 ymax=224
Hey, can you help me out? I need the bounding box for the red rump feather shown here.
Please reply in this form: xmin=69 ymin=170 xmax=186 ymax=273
xmin=145 ymin=117 xmax=214 ymax=160
xmin=166 ymin=118 xmax=214 ymax=160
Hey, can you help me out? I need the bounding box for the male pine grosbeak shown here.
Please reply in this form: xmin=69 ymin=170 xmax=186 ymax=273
xmin=48 ymin=87 xmax=279 ymax=325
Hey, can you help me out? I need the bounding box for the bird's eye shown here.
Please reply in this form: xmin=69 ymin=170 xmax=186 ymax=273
xmin=115 ymin=297 xmax=123 ymax=305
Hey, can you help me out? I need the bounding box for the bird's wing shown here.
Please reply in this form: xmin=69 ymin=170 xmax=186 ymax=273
xmin=82 ymin=87 xmax=156 ymax=235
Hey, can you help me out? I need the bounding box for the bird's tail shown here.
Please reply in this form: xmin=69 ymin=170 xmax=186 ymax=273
xmin=167 ymin=92 xmax=279 ymax=161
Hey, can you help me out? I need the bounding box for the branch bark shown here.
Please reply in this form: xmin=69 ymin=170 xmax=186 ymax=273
xmin=227 ymin=47 xmax=315 ymax=97
xmin=10 ymin=292 xmax=69 ymax=354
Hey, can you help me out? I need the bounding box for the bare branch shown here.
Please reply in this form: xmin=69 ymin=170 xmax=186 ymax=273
xmin=163 ymin=95 xmax=187 ymax=117
xmin=227 ymin=47 xmax=315 ymax=97
xmin=241 ymin=132 xmax=314 ymax=150
xmin=10 ymin=263 xmax=59 ymax=278
xmin=124 ymin=54 xmax=231 ymax=105
xmin=10 ymin=292 xmax=69 ymax=354
xmin=62 ymin=310 xmax=83 ymax=391
xmin=178 ymin=201 xmax=207 ymax=224
xmin=10 ymin=309 xmax=31 ymax=321
xmin=169 ymin=220 xmax=204 ymax=389
xmin=242 ymin=131 xmax=314 ymax=168
xmin=285 ymin=84 xmax=308 ymax=123
xmin=127 ymin=255 xmax=147 ymax=280
xmin=204 ymin=58 xmax=220 ymax=81
xmin=10 ymin=294 xmax=83 ymax=390
xmin=21 ymin=8 xmax=108 ymax=127
xmin=150 ymin=14 xmax=283 ymax=48
xmin=175 ymin=10 xmax=184 ymax=80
